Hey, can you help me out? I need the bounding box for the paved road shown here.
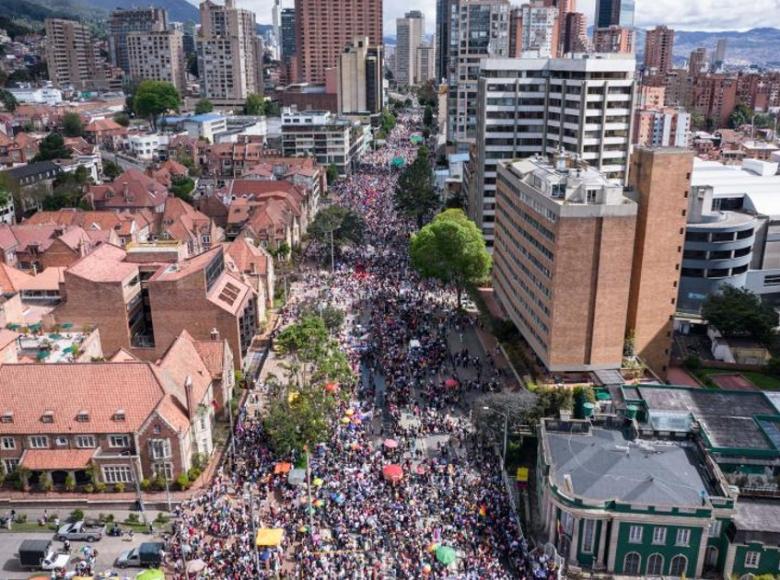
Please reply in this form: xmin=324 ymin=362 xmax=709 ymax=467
xmin=0 ymin=532 xmax=151 ymax=578
xmin=101 ymin=151 xmax=147 ymax=172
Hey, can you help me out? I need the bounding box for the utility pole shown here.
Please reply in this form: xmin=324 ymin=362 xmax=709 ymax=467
xmin=244 ymin=483 xmax=261 ymax=574
xmin=305 ymin=445 xmax=314 ymax=534
xmin=330 ymin=229 xmax=335 ymax=273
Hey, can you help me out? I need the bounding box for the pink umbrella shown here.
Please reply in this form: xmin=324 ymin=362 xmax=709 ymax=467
xmin=383 ymin=438 xmax=399 ymax=449
xmin=383 ymin=464 xmax=403 ymax=483
xmin=444 ymin=378 xmax=459 ymax=389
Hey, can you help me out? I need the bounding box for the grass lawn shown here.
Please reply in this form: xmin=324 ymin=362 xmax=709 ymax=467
xmin=694 ymin=367 xmax=780 ymax=390
xmin=0 ymin=522 xmax=57 ymax=533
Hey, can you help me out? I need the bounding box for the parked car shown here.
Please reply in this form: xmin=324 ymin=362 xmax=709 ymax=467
xmin=18 ymin=539 xmax=69 ymax=571
xmin=116 ymin=542 xmax=164 ymax=568
xmin=56 ymin=520 xmax=105 ymax=542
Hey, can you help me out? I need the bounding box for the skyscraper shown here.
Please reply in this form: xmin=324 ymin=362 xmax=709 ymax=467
xmin=594 ymin=0 xmax=635 ymax=29
xmin=689 ymin=47 xmax=708 ymax=75
xmin=45 ymin=18 xmax=121 ymax=91
xmin=272 ymin=0 xmax=281 ymax=47
xmin=127 ymin=29 xmax=187 ymax=92
xmin=562 ymin=11 xmax=589 ymax=53
xmin=520 ymin=1 xmax=560 ymax=58
xmin=436 ymin=0 xmax=454 ymax=82
xmin=416 ymin=44 xmax=436 ymax=84
xmin=713 ymin=38 xmax=728 ymax=70
xmin=593 ymin=25 xmax=635 ymax=54
xmin=295 ymin=0 xmax=383 ymax=84
xmin=395 ymin=11 xmax=425 ymax=86
xmin=644 ymin=25 xmax=675 ymax=77
xmin=108 ymin=8 xmax=168 ymax=73
xmin=448 ymin=0 xmax=511 ymax=144
xmin=281 ymin=8 xmax=297 ymax=60
xmin=198 ymin=0 xmax=263 ymax=107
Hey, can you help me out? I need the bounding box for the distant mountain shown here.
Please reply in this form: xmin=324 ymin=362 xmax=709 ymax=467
xmin=16 ymin=0 xmax=199 ymax=23
xmin=635 ymin=27 xmax=780 ymax=69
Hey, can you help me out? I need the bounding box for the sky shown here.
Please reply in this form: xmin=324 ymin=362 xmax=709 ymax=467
xmin=224 ymin=0 xmax=780 ymax=34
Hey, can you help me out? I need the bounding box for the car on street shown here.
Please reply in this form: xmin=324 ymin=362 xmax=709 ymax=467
xmin=56 ymin=520 xmax=105 ymax=542
xmin=17 ymin=539 xmax=69 ymax=571
xmin=116 ymin=542 xmax=164 ymax=568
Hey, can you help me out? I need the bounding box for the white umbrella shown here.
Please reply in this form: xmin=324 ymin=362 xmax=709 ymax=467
xmin=187 ymin=558 xmax=207 ymax=574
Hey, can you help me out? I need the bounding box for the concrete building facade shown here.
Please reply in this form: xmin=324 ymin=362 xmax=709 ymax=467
xmin=643 ymin=25 xmax=675 ymax=78
xmin=108 ymin=8 xmax=168 ymax=73
xmin=337 ymin=37 xmax=384 ymax=115
xmin=468 ymin=55 xmax=636 ymax=245
xmin=127 ymin=30 xmax=187 ymax=93
xmin=395 ymin=11 xmax=424 ymax=87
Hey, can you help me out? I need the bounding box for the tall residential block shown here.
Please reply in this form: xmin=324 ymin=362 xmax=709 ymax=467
xmin=337 ymin=37 xmax=384 ymax=115
xmin=395 ymin=11 xmax=425 ymax=87
xmin=108 ymin=8 xmax=168 ymax=73
xmin=626 ymin=148 xmax=693 ymax=378
xmin=468 ymin=55 xmax=636 ymax=245
xmin=127 ymin=30 xmax=187 ymax=92
xmin=713 ymin=38 xmax=727 ymax=70
xmin=45 ymin=19 xmax=121 ymax=91
xmin=294 ymin=0 xmax=382 ymax=84
xmin=448 ymin=0 xmax=511 ymax=144
xmin=198 ymin=0 xmax=263 ymax=107
xmin=281 ymin=8 xmax=297 ymax=59
xmin=416 ymin=45 xmax=436 ymax=85
xmin=689 ymin=47 xmax=708 ymax=75
xmin=493 ymin=153 xmax=638 ymax=372
xmin=593 ymin=25 xmax=635 ymax=54
xmin=643 ymin=25 xmax=675 ymax=77
xmin=520 ymin=2 xmax=560 ymax=58
xmin=633 ymin=107 xmax=691 ymax=148
xmin=562 ymin=11 xmax=588 ymax=53
xmin=509 ymin=7 xmax=523 ymax=58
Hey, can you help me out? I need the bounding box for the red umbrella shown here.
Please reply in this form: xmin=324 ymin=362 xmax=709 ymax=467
xmin=383 ymin=464 xmax=403 ymax=483
xmin=444 ymin=378 xmax=459 ymax=388
xmin=325 ymin=383 xmax=339 ymax=393
xmin=383 ymin=438 xmax=399 ymax=449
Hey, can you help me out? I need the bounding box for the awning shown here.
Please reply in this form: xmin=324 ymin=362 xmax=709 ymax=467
xmin=256 ymin=528 xmax=284 ymax=547
xmin=21 ymin=449 xmax=96 ymax=471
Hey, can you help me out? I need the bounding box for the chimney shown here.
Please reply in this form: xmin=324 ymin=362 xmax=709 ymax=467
xmin=184 ymin=375 xmax=196 ymax=418
xmin=210 ymin=328 xmax=220 ymax=341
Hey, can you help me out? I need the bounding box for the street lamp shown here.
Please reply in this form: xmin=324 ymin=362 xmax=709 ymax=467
xmin=482 ymin=406 xmax=509 ymax=469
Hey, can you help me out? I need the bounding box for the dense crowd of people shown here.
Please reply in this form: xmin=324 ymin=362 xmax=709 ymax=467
xmin=164 ymin=112 xmax=559 ymax=579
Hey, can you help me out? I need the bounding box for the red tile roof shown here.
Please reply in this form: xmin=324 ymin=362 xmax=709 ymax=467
xmin=87 ymin=168 xmax=168 ymax=210
xmin=21 ymin=449 xmax=96 ymax=470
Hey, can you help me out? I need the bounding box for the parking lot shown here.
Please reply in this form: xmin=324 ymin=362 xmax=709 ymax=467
xmin=0 ymin=531 xmax=152 ymax=578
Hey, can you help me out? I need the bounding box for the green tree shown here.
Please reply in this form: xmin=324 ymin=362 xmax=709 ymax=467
xmin=309 ymin=205 xmax=365 ymax=251
xmin=132 ymin=80 xmax=180 ymax=129
xmin=0 ymin=89 xmax=17 ymax=112
xmin=380 ymin=109 xmax=396 ymax=134
xmin=102 ymin=159 xmax=122 ymax=182
xmin=702 ymin=285 xmax=779 ymax=347
xmin=264 ymin=384 xmax=338 ymax=456
xmin=416 ymin=80 xmax=437 ymax=109
xmin=62 ymin=112 xmax=83 ymax=137
xmin=244 ymin=93 xmax=265 ymax=116
xmin=275 ymin=315 xmax=329 ymax=386
xmin=423 ymin=105 xmax=433 ymax=128
xmin=44 ymin=166 xmax=90 ymax=210
xmin=113 ymin=112 xmax=130 ymax=127
xmin=170 ymin=175 xmax=195 ymax=202
xmin=410 ymin=208 xmax=491 ymax=306
xmin=33 ymin=133 xmax=71 ymax=161
xmin=394 ymin=145 xmax=438 ymax=226
xmin=194 ymin=98 xmax=214 ymax=115
xmin=326 ymin=163 xmax=339 ymax=184
xmin=690 ymin=112 xmax=706 ymax=131
xmin=729 ymin=103 xmax=753 ymax=129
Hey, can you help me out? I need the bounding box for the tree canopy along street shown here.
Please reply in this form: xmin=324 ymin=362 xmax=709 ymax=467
xmin=164 ymin=111 xmax=557 ymax=580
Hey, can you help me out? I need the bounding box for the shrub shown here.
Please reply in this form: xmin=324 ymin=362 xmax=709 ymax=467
xmin=684 ymin=354 xmax=702 ymax=372
xmin=64 ymin=474 xmax=76 ymax=492
xmin=187 ymin=467 xmax=202 ymax=482
xmin=15 ymin=513 xmax=27 ymax=523
xmin=176 ymin=473 xmax=190 ymax=491
xmin=154 ymin=512 xmax=170 ymax=524
xmin=94 ymin=482 xmax=107 ymax=493
xmin=113 ymin=482 xmax=126 ymax=493
xmin=140 ymin=478 xmax=152 ymax=492
xmin=47 ymin=513 xmax=59 ymax=523
xmin=38 ymin=473 xmax=53 ymax=492
xmin=83 ymin=483 xmax=94 ymax=493
xmin=70 ymin=509 xmax=84 ymax=522
xmin=126 ymin=513 xmax=140 ymax=524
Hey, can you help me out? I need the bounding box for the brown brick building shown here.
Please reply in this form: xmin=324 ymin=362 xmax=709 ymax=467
xmin=0 ymin=329 xmax=232 ymax=489
xmin=493 ymin=154 xmax=638 ymax=371
xmin=295 ymin=0 xmax=383 ymax=84
xmin=626 ymin=148 xmax=693 ymax=378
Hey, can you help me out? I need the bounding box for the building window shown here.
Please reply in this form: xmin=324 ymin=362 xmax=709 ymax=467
xmin=647 ymin=553 xmax=664 ymax=575
xmin=29 ymin=436 xmax=49 ymax=448
xmin=623 ymin=552 xmax=641 ymax=575
xmin=109 ymin=435 xmax=130 ymax=448
xmin=581 ymin=519 xmax=596 ymax=554
xmin=744 ymin=551 xmax=760 ymax=569
xmin=708 ymin=520 xmax=722 ymax=538
xmin=154 ymin=462 xmax=174 ymax=481
xmin=675 ymin=528 xmax=691 ymax=547
xmin=102 ymin=465 xmax=133 ymax=484
xmin=75 ymin=435 xmax=96 ymax=448
xmin=652 ymin=527 xmax=667 ymax=545
xmin=1 ymin=437 xmax=14 ymax=449
xmin=669 ymin=555 xmax=688 ymax=575
xmin=3 ymin=458 xmax=19 ymax=473
xmin=149 ymin=439 xmax=171 ymax=459
xmin=628 ymin=525 xmax=643 ymax=544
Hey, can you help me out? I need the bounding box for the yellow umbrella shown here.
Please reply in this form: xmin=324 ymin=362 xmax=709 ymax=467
xmin=340 ymin=417 xmax=350 ymax=424
xmin=288 ymin=391 xmax=299 ymax=403
xmin=256 ymin=528 xmax=285 ymax=547
xmin=313 ymin=477 xmax=324 ymax=487
xmin=345 ymin=408 xmax=355 ymax=416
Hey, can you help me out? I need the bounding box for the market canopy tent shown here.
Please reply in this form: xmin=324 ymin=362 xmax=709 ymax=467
xmin=136 ymin=570 xmax=165 ymax=580
xmin=435 ymin=545 xmax=458 ymax=566
xmin=288 ymin=468 xmax=306 ymax=486
xmin=274 ymin=462 xmax=292 ymax=474
xmin=410 ymin=135 xmax=424 ymax=145
xmin=391 ymin=157 xmax=405 ymax=168
xmin=256 ymin=528 xmax=285 ymax=547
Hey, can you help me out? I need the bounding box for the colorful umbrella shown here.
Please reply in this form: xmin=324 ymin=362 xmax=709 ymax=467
xmin=274 ymin=462 xmax=292 ymax=474
xmin=383 ymin=464 xmax=403 ymax=483
xmin=325 ymin=382 xmax=339 ymax=393
xmin=345 ymin=408 xmax=355 ymax=416
xmin=256 ymin=528 xmax=285 ymax=547
xmin=288 ymin=468 xmax=306 ymax=486
xmin=383 ymin=438 xmax=399 ymax=449
xmin=444 ymin=378 xmax=459 ymax=388
xmin=313 ymin=477 xmax=324 ymax=487
xmin=435 ymin=545 xmax=457 ymax=566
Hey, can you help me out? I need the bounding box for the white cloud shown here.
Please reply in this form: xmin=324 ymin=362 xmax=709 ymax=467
xmin=211 ymin=0 xmax=780 ymax=34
